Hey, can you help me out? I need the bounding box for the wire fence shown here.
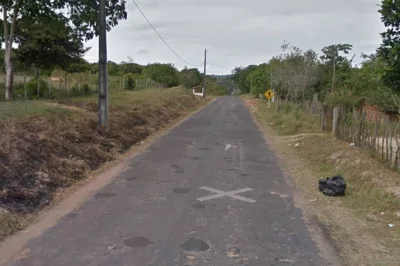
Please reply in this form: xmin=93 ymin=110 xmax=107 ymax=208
xmin=275 ymin=95 xmax=400 ymax=168
xmin=0 ymin=73 xmax=167 ymax=100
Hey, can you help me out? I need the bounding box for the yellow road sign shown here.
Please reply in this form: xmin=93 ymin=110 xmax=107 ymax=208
xmin=264 ymin=89 xmax=274 ymax=100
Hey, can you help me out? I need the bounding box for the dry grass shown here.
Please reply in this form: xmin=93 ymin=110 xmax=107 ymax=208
xmin=0 ymin=88 xmax=207 ymax=241
xmin=0 ymin=101 xmax=71 ymax=120
xmin=0 ymin=213 xmax=35 ymax=242
xmin=247 ymin=99 xmax=400 ymax=266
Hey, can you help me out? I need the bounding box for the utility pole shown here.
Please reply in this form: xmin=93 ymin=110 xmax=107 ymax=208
xmin=331 ymin=56 xmax=336 ymax=94
xmin=203 ymin=49 xmax=207 ymax=98
xmin=271 ymin=71 xmax=275 ymax=102
xmin=98 ymin=0 xmax=109 ymax=130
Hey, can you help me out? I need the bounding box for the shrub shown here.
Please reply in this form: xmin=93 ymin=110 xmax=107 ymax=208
xmin=124 ymin=74 xmax=135 ymax=90
xmin=69 ymin=83 xmax=92 ymax=96
xmin=250 ymin=85 xmax=264 ymax=98
xmin=22 ymin=79 xmax=50 ymax=99
xmin=82 ymin=83 xmax=91 ymax=93
xmin=325 ymin=93 xmax=361 ymax=110
xmin=12 ymin=83 xmax=27 ymax=99
xmin=0 ymin=83 xmax=4 ymax=100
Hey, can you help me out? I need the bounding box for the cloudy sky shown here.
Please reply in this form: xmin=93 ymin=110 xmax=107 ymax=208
xmin=84 ymin=0 xmax=385 ymax=74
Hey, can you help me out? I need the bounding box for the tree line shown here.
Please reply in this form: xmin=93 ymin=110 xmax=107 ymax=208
xmin=1 ymin=0 xmax=128 ymax=100
xmin=1 ymin=1 xmax=229 ymax=100
xmin=231 ymin=0 xmax=400 ymax=112
xmin=0 ymin=47 xmax=228 ymax=95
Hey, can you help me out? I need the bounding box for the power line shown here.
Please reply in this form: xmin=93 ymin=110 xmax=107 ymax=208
xmin=149 ymin=0 xmax=161 ymax=12
xmin=131 ymin=0 xmax=198 ymax=67
xmin=126 ymin=19 xmax=170 ymax=61
xmin=207 ymin=62 xmax=231 ymax=71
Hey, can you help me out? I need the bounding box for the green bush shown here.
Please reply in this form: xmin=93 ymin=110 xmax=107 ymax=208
xmin=283 ymin=103 xmax=293 ymax=114
xmin=12 ymin=83 xmax=27 ymax=99
xmin=69 ymin=83 xmax=92 ymax=96
xmin=325 ymin=93 xmax=361 ymax=110
xmin=0 ymin=83 xmax=27 ymax=100
xmin=82 ymin=83 xmax=91 ymax=93
xmin=124 ymin=74 xmax=135 ymax=90
xmin=17 ymin=79 xmax=50 ymax=99
xmin=250 ymin=85 xmax=264 ymax=97
xmin=294 ymin=111 xmax=301 ymax=120
xmin=0 ymin=83 xmax=4 ymax=100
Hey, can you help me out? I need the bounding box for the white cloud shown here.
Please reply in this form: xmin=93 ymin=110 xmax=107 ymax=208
xmin=85 ymin=0 xmax=386 ymax=74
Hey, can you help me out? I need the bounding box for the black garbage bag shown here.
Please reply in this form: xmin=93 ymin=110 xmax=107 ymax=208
xmin=319 ymin=176 xmax=346 ymax=196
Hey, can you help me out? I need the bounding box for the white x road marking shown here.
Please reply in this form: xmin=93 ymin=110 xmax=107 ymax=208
xmin=197 ymin=186 xmax=256 ymax=203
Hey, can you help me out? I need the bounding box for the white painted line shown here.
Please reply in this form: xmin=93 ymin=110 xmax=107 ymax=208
xmin=197 ymin=186 xmax=256 ymax=203
xmin=224 ymin=144 xmax=237 ymax=151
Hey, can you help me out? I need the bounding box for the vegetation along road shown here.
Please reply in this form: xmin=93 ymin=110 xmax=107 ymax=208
xmin=1 ymin=0 xmax=400 ymax=266
xmin=2 ymin=97 xmax=337 ymax=266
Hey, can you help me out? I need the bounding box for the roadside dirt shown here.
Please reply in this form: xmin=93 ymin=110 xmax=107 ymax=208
xmin=245 ymin=98 xmax=400 ymax=266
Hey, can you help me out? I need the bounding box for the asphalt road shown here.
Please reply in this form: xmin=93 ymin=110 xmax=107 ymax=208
xmin=10 ymin=96 xmax=327 ymax=266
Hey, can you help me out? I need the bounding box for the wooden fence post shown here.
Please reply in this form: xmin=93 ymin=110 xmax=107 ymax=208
xmin=356 ymin=111 xmax=364 ymax=146
xmin=276 ymin=97 xmax=279 ymax=111
xmin=321 ymin=104 xmax=328 ymax=131
xmin=24 ymin=76 xmax=27 ymax=99
xmin=48 ymin=79 xmax=51 ymax=97
xmin=37 ymin=80 xmax=40 ymax=99
xmin=332 ymin=107 xmax=340 ymax=136
xmin=312 ymin=93 xmax=318 ymax=113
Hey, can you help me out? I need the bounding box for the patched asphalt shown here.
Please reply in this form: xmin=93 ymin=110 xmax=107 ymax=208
xmin=9 ymin=96 xmax=328 ymax=266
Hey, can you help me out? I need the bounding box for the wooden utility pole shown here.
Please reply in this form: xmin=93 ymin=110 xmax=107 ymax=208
xmin=203 ymin=49 xmax=207 ymax=98
xmin=332 ymin=107 xmax=340 ymax=136
xmin=331 ymin=56 xmax=336 ymax=94
xmin=270 ymin=71 xmax=275 ymax=102
xmin=98 ymin=0 xmax=109 ymax=130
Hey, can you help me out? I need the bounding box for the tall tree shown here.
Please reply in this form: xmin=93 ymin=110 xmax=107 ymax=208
xmin=15 ymin=13 xmax=88 ymax=78
xmin=231 ymin=65 xmax=258 ymax=94
xmin=0 ymin=0 xmax=127 ymax=100
xmin=66 ymin=58 xmax=91 ymax=73
xmin=320 ymin=44 xmax=353 ymax=93
xmin=142 ymin=63 xmax=179 ymax=87
xmin=320 ymin=44 xmax=353 ymax=65
xmin=247 ymin=63 xmax=270 ymax=97
xmin=107 ymin=61 xmax=122 ymax=76
xmin=378 ymin=0 xmax=400 ymax=92
xmin=179 ymin=68 xmax=202 ymax=89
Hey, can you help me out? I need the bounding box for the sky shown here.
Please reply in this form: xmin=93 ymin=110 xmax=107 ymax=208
xmin=84 ymin=0 xmax=386 ymax=75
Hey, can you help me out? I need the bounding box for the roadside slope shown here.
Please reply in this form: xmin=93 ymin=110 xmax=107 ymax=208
xmin=246 ymin=98 xmax=400 ymax=266
xmin=0 ymin=88 xmax=207 ymax=241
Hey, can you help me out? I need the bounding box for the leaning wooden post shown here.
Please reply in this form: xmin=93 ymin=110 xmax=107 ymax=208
xmin=332 ymin=107 xmax=341 ymax=136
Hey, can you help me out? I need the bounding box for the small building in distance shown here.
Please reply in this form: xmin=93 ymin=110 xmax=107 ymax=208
xmin=357 ymin=99 xmax=399 ymax=122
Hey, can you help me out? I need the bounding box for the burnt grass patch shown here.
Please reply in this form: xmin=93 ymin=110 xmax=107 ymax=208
xmin=0 ymin=89 xmax=204 ymax=240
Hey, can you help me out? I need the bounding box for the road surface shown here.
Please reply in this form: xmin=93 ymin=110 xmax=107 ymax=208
xmin=9 ymin=96 xmax=328 ymax=266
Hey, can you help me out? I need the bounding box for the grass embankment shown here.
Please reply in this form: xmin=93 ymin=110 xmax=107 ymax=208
xmin=246 ymin=98 xmax=400 ymax=266
xmin=0 ymin=88 xmax=207 ymax=241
